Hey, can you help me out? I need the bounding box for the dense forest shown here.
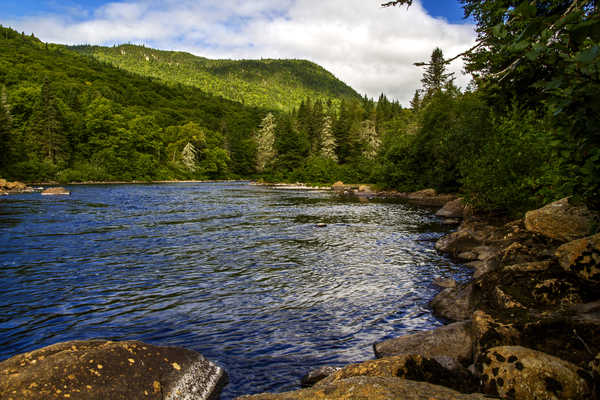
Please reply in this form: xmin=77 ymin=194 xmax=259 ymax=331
xmin=70 ymin=44 xmax=360 ymax=111
xmin=1 ymin=0 xmax=599 ymax=215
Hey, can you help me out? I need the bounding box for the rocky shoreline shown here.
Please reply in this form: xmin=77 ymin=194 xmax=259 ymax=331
xmin=1 ymin=184 xmax=598 ymax=399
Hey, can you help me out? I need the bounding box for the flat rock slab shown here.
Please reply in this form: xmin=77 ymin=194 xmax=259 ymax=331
xmin=236 ymin=376 xmax=488 ymax=400
xmin=373 ymin=321 xmax=473 ymax=365
xmin=0 ymin=339 xmax=227 ymax=400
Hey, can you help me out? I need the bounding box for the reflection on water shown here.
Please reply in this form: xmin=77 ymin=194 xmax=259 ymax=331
xmin=0 ymin=182 xmax=469 ymax=399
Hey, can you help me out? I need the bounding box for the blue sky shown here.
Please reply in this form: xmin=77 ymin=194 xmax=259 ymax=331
xmin=1 ymin=1 xmax=475 ymax=104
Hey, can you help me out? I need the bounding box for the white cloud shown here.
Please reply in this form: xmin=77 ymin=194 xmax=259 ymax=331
xmin=2 ymin=0 xmax=476 ymax=105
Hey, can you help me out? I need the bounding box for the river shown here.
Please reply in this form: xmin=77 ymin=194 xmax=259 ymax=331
xmin=0 ymin=182 xmax=469 ymax=398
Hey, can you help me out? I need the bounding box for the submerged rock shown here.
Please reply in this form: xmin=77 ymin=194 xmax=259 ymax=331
xmin=42 ymin=187 xmax=71 ymax=196
xmin=556 ymin=233 xmax=600 ymax=283
xmin=236 ymin=376 xmax=488 ymax=400
xmin=373 ymin=321 xmax=474 ymax=366
xmin=0 ymin=339 xmax=227 ymax=400
xmin=524 ymin=197 xmax=598 ymax=242
xmin=476 ymin=346 xmax=592 ymax=400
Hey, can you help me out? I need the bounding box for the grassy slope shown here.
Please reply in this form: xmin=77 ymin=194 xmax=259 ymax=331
xmin=71 ymin=44 xmax=361 ymax=111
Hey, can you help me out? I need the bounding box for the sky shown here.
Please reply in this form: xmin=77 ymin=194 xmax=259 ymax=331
xmin=1 ymin=0 xmax=476 ymax=106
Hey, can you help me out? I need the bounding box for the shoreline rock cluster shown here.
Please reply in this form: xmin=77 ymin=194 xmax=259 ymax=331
xmin=1 ymin=178 xmax=70 ymax=196
xmin=1 ymin=184 xmax=598 ymax=399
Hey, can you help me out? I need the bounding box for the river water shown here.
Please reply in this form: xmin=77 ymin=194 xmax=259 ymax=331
xmin=0 ymin=182 xmax=469 ymax=398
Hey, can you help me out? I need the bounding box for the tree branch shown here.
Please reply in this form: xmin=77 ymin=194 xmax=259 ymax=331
xmin=381 ymin=1 xmax=413 ymax=8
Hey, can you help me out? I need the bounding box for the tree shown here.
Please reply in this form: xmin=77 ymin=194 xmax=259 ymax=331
xmin=0 ymin=85 xmax=12 ymax=168
xmin=31 ymin=78 xmax=67 ymax=164
xmin=255 ymin=113 xmax=276 ymax=172
xmin=181 ymin=142 xmax=197 ymax=171
xmin=319 ymin=115 xmax=337 ymax=161
xmin=421 ymin=48 xmax=454 ymax=98
xmin=360 ymin=120 xmax=380 ymax=159
xmin=409 ymin=89 xmax=422 ymax=111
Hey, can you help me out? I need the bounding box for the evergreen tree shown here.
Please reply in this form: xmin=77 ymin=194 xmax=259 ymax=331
xmin=319 ymin=115 xmax=337 ymax=162
xmin=33 ymin=78 xmax=67 ymax=164
xmin=360 ymin=120 xmax=380 ymax=160
xmin=410 ymin=89 xmax=422 ymax=111
xmin=421 ymin=48 xmax=453 ymax=97
xmin=181 ymin=142 xmax=197 ymax=171
xmin=255 ymin=113 xmax=276 ymax=172
xmin=0 ymin=85 xmax=12 ymax=168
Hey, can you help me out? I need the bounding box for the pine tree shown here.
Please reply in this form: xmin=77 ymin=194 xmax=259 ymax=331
xmin=0 ymin=85 xmax=12 ymax=168
xmin=255 ymin=113 xmax=276 ymax=172
xmin=410 ymin=89 xmax=421 ymax=111
xmin=360 ymin=120 xmax=380 ymax=160
xmin=181 ymin=142 xmax=197 ymax=171
xmin=421 ymin=48 xmax=453 ymax=97
xmin=319 ymin=115 xmax=337 ymax=162
xmin=33 ymin=78 xmax=66 ymax=164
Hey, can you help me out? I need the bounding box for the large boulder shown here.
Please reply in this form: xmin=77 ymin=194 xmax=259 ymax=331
xmin=317 ymin=354 xmax=479 ymax=394
xmin=0 ymin=339 xmax=227 ymax=400
xmin=373 ymin=321 xmax=474 ymax=366
xmin=556 ymin=233 xmax=600 ymax=283
xmin=476 ymin=346 xmax=591 ymax=400
xmin=524 ymin=197 xmax=598 ymax=242
xmin=436 ymin=198 xmax=467 ymax=219
xmin=236 ymin=376 xmax=488 ymax=400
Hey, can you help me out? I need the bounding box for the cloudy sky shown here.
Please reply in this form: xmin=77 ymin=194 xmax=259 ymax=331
xmin=2 ymin=0 xmax=476 ymax=105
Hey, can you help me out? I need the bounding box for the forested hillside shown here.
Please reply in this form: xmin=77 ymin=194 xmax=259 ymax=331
xmin=0 ymin=26 xmax=265 ymax=182
xmin=71 ymin=44 xmax=360 ymax=111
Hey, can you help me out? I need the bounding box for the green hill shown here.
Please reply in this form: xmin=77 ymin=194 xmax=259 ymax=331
xmin=0 ymin=27 xmax=265 ymax=181
xmin=70 ymin=44 xmax=361 ymax=111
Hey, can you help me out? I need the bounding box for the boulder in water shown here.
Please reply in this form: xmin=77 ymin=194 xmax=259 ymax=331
xmin=42 ymin=187 xmax=71 ymax=196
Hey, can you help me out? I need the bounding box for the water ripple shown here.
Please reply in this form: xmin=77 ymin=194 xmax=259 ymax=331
xmin=0 ymin=182 xmax=470 ymax=399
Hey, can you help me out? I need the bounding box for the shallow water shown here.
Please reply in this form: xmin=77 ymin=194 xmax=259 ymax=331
xmin=0 ymin=182 xmax=469 ymax=398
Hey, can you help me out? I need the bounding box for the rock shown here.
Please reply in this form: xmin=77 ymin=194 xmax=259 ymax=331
xmin=236 ymin=376 xmax=488 ymax=400
xmin=0 ymin=178 xmax=7 ymax=187
xmin=430 ymin=282 xmax=475 ymax=321
xmin=532 ymin=279 xmax=582 ymax=306
xmin=410 ymin=188 xmax=437 ymax=197
xmin=466 ymin=259 xmax=500 ymax=279
xmin=436 ymin=230 xmax=481 ymax=256
xmin=471 ymin=311 xmax=521 ymax=358
xmin=300 ymin=366 xmax=340 ymax=387
xmin=317 ymin=354 xmax=479 ymax=394
xmin=556 ymin=233 xmax=600 ymax=283
xmin=42 ymin=187 xmax=71 ymax=196
xmin=4 ymin=180 xmax=27 ymax=190
xmin=0 ymin=189 xmax=7 ymax=196
xmin=436 ymin=198 xmax=466 ymax=219
xmin=433 ymin=277 xmax=457 ymax=288
xmin=0 ymin=339 xmax=227 ymax=400
xmin=358 ymin=184 xmax=373 ymax=193
xmin=373 ymin=321 xmax=474 ymax=365
xmin=476 ymin=346 xmax=592 ymax=400
xmin=503 ymin=261 xmax=553 ymax=273
xmin=520 ymin=312 xmax=600 ymax=367
xmin=524 ymin=197 xmax=598 ymax=242
xmin=331 ymin=181 xmax=345 ymax=191
xmin=443 ymin=218 xmax=462 ymax=225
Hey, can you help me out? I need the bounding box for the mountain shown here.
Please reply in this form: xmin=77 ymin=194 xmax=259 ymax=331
xmin=0 ymin=27 xmax=264 ymax=181
xmin=70 ymin=44 xmax=361 ymax=111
